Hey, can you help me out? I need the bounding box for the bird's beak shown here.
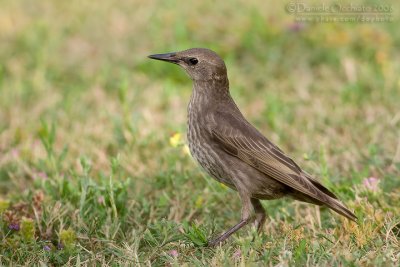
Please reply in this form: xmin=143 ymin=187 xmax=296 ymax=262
xmin=148 ymin=52 xmax=180 ymax=64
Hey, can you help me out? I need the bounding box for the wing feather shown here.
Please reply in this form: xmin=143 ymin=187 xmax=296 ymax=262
xmin=209 ymin=111 xmax=328 ymax=204
xmin=207 ymin=111 xmax=356 ymax=221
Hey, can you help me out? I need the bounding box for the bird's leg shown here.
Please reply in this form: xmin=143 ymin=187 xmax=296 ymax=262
xmin=207 ymin=193 xmax=252 ymax=247
xmin=251 ymin=198 xmax=266 ymax=233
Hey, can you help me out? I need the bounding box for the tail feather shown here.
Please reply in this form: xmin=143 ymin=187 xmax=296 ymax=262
xmin=325 ymin=197 xmax=358 ymax=222
xmin=301 ymin=172 xmax=357 ymax=222
xmin=302 ymin=171 xmax=338 ymax=199
xmin=293 ymin=172 xmax=357 ymax=222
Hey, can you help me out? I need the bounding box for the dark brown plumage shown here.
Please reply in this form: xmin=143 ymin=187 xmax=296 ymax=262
xmin=148 ymin=48 xmax=357 ymax=246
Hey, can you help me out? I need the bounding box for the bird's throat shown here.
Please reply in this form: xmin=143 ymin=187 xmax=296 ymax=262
xmin=192 ymin=78 xmax=230 ymax=101
xmin=188 ymin=78 xmax=233 ymax=124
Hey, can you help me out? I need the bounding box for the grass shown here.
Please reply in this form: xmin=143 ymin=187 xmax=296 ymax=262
xmin=1 ymin=0 xmax=400 ymax=265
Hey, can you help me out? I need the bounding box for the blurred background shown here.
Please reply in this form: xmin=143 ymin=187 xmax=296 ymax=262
xmin=0 ymin=0 xmax=399 ymax=265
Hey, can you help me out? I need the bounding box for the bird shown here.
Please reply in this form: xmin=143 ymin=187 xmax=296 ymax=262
xmin=148 ymin=48 xmax=357 ymax=247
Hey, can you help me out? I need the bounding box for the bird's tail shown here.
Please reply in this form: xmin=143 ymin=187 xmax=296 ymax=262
xmin=301 ymin=171 xmax=357 ymax=222
xmin=292 ymin=191 xmax=357 ymax=222
xmin=324 ymin=196 xmax=357 ymax=222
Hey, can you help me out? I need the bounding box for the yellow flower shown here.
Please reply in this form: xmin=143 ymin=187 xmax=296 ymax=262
xmin=182 ymin=144 xmax=191 ymax=155
xmin=220 ymin=183 xmax=228 ymax=190
xmin=169 ymin=132 xmax=182 ymax=148
xmin=195 ymin=196 xmax=204 ymax=208
xmin=0 ymin=199 xmax=10 ymax=213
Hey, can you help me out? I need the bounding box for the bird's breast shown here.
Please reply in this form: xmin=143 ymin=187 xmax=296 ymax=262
xmin=187 ymin=103 xmax=234 ymax=187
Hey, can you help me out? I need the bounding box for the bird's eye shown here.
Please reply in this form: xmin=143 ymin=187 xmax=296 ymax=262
xmin=188 ymin=58 xmax=198 ymax=65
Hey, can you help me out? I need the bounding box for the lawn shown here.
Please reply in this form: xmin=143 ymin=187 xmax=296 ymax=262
xmin=0 ymin=0 xmax=399 ymax=266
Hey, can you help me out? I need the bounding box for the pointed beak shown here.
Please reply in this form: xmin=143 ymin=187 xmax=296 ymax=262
xmin=148 ymin=52 xmax=180 ymax=64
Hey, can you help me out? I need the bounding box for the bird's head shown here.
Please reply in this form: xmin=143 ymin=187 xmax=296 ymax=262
xmin=148 ymin=48 xmax=227 ymax=82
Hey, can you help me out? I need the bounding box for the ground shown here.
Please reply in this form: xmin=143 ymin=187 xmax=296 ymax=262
xmin=0 ymin=0 xmax=399 ymax=266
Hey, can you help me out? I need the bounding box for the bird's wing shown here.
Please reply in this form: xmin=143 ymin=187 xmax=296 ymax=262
xmin=208 ymin=111 xmax=331 ymax=204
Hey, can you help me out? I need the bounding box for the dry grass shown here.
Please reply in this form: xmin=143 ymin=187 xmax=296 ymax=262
xmin=0 ymin=0 xmax=399 ymax=266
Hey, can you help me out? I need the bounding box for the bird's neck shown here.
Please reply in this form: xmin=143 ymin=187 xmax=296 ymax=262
xmin=192 ymin=77 xmax=230 ymax=102
xmin=188 ymin=77 xmax=233 ymax=121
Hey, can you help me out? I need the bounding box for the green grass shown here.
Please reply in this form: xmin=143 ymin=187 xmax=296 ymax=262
xmin=1 ymin=0 xmax=400 ymax=265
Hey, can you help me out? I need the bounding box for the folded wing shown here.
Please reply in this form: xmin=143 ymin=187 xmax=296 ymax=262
xmin=208 ymin=111 xmax=357 ymax=221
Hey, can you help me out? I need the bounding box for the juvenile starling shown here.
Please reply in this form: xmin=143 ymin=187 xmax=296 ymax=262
xmin=148 ymin=48 xmax=357 ymax=246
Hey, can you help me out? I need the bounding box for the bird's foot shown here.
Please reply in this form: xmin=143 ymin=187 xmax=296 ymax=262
xmin=207 ymin=237 xmax=223 ymax=247
xmin=206 ymin=219 xmax=249 ymax=247
xmin=253 ymin=212 xmax=266 ymax=233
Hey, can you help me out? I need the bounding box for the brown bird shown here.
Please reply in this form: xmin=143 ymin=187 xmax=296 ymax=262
xmin=148 ymin=48 xmax=357 ymax=246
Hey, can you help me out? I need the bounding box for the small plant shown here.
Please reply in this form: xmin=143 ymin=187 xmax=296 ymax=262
xmin=60 ymin=228 xmax=77 ymax=250
xmin=182 ymin=222 xmax=208 ymax=247
xmin=20 ymin=217 xmax=35 ymax=242
xmin=0 ymin=199 xmax=10 ymax=213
